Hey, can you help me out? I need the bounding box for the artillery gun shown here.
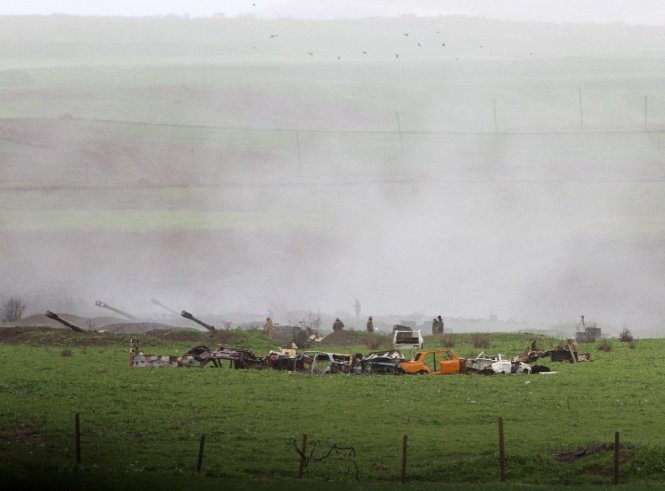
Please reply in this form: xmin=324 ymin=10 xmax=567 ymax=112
xmin=95 ymin=300 xmax=137 ymax=320
xmin=150 ymin=298 xmax=178 ymax=315
xmin=181 ymin=310 xmax=216 ymax=332
xmin=45 ymin=311 xmax=87 ymax=333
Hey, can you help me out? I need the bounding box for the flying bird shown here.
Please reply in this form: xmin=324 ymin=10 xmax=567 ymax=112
xmin=417 ymin=42 xmax=421 ymax=47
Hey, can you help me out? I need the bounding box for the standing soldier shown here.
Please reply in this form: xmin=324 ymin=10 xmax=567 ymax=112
xmin=332 ymin=318 xmax=344 ymax=332
xmin=264 ymin=317 xmax=274 ymax=338
xmin=366 ymin=316 xmax=374 ymax=333
xmin=432 ymin=317 xmax=438 ymax=335
xmin=437 ymin=315 xmax=444 ymax=335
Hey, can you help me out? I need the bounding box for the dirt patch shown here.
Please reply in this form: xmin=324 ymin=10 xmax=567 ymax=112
xmin=555 ymin=443 xmax=621 ymax=463
xmin=0 ymin=420 xmax=45 ymax=445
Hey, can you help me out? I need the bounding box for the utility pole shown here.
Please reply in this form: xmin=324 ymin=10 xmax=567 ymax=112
xmin=295 ymin=130 xmax=302 ymax=171
xmin=493 ymin=100 xmax=498 ymax=139
xmin=395 ymin=112 xmax=404 ymax=157
xmin=578 ymin=87 xmax=584 ymax=132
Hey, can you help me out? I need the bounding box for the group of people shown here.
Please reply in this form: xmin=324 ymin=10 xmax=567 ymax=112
xmin=264 ymin=314 xmax=444 ymax=337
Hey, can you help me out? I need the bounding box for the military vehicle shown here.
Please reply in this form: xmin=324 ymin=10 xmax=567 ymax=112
xmin=45 ymin=311 xmax=87 ymax=332
xmin=181 ymin=310 xmax=216 ymax=332
xmin=95 ymin=300 xmax=137 ymax=320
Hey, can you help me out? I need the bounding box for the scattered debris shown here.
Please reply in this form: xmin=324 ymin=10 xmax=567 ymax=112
xmin=555 ymin=442 xmax=620 ymax=463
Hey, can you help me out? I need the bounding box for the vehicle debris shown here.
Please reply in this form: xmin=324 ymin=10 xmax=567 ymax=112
xmin=400 ymin=349 xmax=464 ymax=375
xmin=464 ymin=352 xmax=531 ymax=374
xmin=355 ymin=350 xmax=404 ymax=375
xmin=293 ymin=351 xmax=354 ymax=374
xmin=129 ymin=340 xmax=263 ymax=368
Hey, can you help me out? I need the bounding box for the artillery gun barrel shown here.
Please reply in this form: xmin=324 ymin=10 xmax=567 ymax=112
xmin=181 ymin=310 xmax=216 ymax=332
xmin=45 ymin=311 xmax=86 ymax=333
xmin=150 ymin=298 xmax=178 ymax=314
xmin=95 ymin=300 xmax=137 ymax=320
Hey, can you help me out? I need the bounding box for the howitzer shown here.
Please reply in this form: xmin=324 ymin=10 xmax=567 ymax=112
xmin=181 ymin=310 xmax=216 ymax=332
xmin=95 ymin=300 xmax=137 ymax=320
xmin=150 ymin=297 xmax=178 ymax=314
xmin=45 ymin=311 xmax=86 ymax=333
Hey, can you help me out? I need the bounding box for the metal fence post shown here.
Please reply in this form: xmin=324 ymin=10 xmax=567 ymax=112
xmin=499 ymin=416 xmax=506 ymax=482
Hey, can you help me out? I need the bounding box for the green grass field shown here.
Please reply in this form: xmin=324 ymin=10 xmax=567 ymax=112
xmin=2 ymin=328 xmax=665 ymax=488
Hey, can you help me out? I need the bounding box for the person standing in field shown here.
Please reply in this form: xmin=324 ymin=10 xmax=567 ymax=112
xmin=432 ymin=317 xmax=438 ymax=335
xmin=437 ymin=315 xmax=444 ymax=335
xmin=366 ymin=316 xmax=374 ymax=333
xmin=264 ymin=317 xmax=274 ymax=338
xmin=333 ymin=318 xmax=344 ymax=332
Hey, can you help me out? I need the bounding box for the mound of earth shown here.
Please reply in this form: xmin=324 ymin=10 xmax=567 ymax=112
xmin=0 ymin=326 xmax=124 ymax=346
xmin=14 ymin=313 xmax=128 ymax=330
xmin=321 ymin=329 xmax=365 ymax=346
xmin=146 ymin=328 xmax=208 ymax=342
xmin=102 ymin=322 xmax=183 ymax=334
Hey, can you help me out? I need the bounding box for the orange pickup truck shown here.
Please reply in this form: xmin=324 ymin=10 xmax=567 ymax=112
xmin=400 ymin=349 xmax=464 ymax=375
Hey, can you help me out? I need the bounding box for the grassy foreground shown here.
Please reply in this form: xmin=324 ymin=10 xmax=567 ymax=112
xmin=2 ymin=328 xmax=665 ymax=488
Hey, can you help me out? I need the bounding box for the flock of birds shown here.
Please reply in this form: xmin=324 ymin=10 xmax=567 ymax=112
xmin=245 ymin=2 xmax=537 ymax=62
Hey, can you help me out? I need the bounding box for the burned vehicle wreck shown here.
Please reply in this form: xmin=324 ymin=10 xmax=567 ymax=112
xmin=463 ymin=352 xmax=531 ymax=374
xmin=130 ymin=340 xmax=266 ymax=369
xmin=292 ymin=351 xmax=354 ymax=374
xmin=354 ymin=350 xmax=405 ymax=375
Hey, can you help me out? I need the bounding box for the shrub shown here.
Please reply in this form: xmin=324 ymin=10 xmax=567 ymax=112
xmin=471 ymin=333 xmax=491 ymax=349
xmin=619 ymin=327 xmax=634 ymax=342
xmin=597 ymin=338 xmax=612 ymax=352
xmin=364 ymin=334 xmax=386 ymax=350
xmin=1 ymin=296 xmax=26 ymax=322
xmin=629 ymin=339 xmax=638 ymax=349
xmin=442 ymin=333 xmax=455 ymax=347
xmin=60 ymin=349 xmax=73 ymax=357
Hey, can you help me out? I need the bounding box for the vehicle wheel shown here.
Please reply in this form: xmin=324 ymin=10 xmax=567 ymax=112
xmin=417 ymin=370 xmax=427 ymax=375
xmin=482 ymin=368 xmax=494 ymax=375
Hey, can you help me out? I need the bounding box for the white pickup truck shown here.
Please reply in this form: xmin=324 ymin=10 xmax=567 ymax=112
xmin=392 ymin=328 xmax=424 ymax=350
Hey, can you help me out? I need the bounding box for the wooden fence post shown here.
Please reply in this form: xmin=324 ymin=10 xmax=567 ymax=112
xmin=401 ymin=434 xmax=408 ymax=483
xmin=498 ymin=416 xmax=506 ymax=482
xmin=614 ymin=431 xmax=620 ymax=485
xmin=197 ymin=434 xmax=206 ymax=474
xmin=75 ymin=413 xmax=81 ymax=465
xmin=298 ymin=434 xmax=308 ymax=478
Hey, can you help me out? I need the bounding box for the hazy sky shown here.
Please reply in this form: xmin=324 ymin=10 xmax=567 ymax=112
xmin=2 ymin=0 xmax=665 ymax=25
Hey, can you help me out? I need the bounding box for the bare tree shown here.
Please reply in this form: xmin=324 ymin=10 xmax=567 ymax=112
xmin=1 ymin=297 xmax=26 ymax=322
